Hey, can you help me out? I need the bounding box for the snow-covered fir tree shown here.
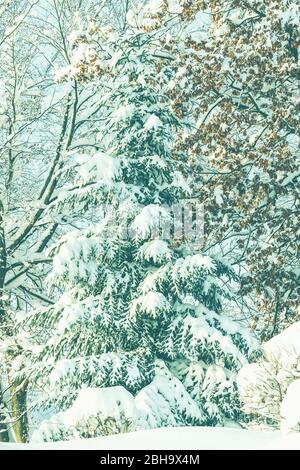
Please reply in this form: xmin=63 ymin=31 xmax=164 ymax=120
xmin=16 ymin=15 xmax=259 ymax=439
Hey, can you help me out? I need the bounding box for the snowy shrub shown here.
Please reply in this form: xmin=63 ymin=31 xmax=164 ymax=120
xmin=237 ymin=322 xmax=300 ymax=430
xmin=31 ymin=387 xmax=142 ymax=443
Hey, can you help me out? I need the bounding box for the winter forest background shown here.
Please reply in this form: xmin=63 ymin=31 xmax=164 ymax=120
xmin=0 ymin=0 xmax=299 ymax=445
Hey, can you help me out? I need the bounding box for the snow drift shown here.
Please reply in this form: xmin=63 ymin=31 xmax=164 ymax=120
xmin=1 ymin=427 xmax=300 ymax=450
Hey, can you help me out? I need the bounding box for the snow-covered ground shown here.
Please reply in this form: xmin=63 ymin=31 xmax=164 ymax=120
xmin=1 ymin=427 xmax=300 ymax=450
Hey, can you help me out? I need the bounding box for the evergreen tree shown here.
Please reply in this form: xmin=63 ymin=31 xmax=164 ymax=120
xmin=17 ymin=19 xmax=258 ymax=437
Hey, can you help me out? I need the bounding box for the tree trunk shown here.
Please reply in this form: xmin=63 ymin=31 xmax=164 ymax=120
xmin=10 ymin=385 xmax=29 ymax=443
xmin=0 ymin=200 xmax=10 ymax=442
xmin=0 ymin=388 xmax=9 ymax=442
xmin=0 ymin=200 xmax=7 ymax=337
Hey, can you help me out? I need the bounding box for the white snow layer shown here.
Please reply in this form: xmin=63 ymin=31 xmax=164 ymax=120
xmin=263 ymin=320 xmax=300 ymax=366
xmin=281 ymin=380 xmax=300 ymax=434
xmin=60 ymin=387 xmax=138 ymax=424
xmin=1 ymin=426 xmax=300 ymax=450
xmin=144 ymin=114 xmax=163 ymax=131
xmin=131 ymin=204 xmax=170 ymax=238
xmin=138 ymin=239 xmax=172 ymax=263
xmin=78 ymin=152 xmax=120 ymax=186
xmin=131 ymin=291 xmax=171 ymax=318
